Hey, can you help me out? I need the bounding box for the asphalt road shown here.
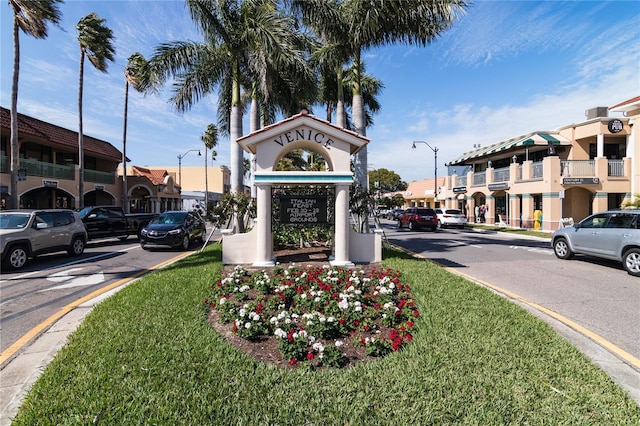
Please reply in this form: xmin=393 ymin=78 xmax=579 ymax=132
xmin=0 ymin=237 xmax=203 ymax=355
xmin=380 ymin=219 xmax=640 ymax=361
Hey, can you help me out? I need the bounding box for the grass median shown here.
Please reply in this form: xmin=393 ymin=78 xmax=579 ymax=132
xmin=12 ymin=244 xmax=639 ymax=424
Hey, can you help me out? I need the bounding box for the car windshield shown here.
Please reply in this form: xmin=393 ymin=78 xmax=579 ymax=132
xmin=152 ymin=212 xmax=187 ymax=225
xmin=415 ymin=209 xmax=433 ymax=215
xmin=445 ymin=209 xmax=462 ymax=214
xmin=77 ymin=207 xmax=92 ymax=219
xmin=0 ymin=213 xmax=31 ymax=229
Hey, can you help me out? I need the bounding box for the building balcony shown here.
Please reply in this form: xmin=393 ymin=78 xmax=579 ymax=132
xmin=448 ymin=156 xmax=631 ymax=193
xmin=0 ymin=156 xmax=116 ymax=184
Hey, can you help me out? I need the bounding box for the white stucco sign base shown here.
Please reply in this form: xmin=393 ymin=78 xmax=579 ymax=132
xmin=221 ymin=110 xmax=382 ymax=266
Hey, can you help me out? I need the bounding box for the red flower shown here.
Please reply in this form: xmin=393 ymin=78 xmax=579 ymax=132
xmin=407 ymin=321 xmax=414 ymax=328
xmin=353 ymin=320 xmax=360 ymax=327
xmin=232 ymin=323 xmax=238 ymax=333
xmin=338 ymin=318 xmax=346 ymax=325
xmin=413 ymin=310 xmax=420 ymax=317
xmin=306 ymin=352 xmax=314 ymax=360
xmin=289 ymin=358 xmax=297 ymax=366
xmin=404 ymin=333 xmax=413 ymax=342
xmin=392 ymin=338 xmax=402 ymax=351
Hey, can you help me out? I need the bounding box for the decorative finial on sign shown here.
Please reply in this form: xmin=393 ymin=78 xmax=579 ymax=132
xmin=300 ymin=109 xmax=308 ymax=115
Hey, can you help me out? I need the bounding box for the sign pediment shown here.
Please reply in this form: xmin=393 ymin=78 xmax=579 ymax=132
xmin=238 ymin=110 xmax=369 ymax=156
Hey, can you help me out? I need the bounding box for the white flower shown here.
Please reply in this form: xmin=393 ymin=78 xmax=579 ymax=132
xmin=219 ymin=297 xmax=227 ymax=305
xmin=335 ymin=340 xmax=344 ymax=347
xmin=244 ymin=322 xmax=251 ymax=329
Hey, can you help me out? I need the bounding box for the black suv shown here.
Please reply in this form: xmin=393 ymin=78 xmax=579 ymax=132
xmin=397 ymin=207 xmax=438 ymax=231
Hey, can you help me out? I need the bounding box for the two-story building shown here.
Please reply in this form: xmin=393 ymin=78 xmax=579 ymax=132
xmin=433 ymin=96 xmax=639 ymax=231
xmin=1 ymin=106 xmax=124 ymax=209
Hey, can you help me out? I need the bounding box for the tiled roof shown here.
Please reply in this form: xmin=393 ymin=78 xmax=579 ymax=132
xmin=1 ymin=106 xmax=122 ymax=160
xmin=609 ymin=96 xmax=640 ymax=112
xmin=131 ymin=166 xmax=171 ymax=186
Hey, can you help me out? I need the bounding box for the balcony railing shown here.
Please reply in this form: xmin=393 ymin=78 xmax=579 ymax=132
xmin=561 ymin=160 xmax=595 ymax=177
xmin=456 ymin=175 xmax=467 ymax=186
xmin=84 ymin=169 xmax=116 ymax=184
xmin=608 ymin=160 xmax=624 ymax=177
xmin=0 ymin=156 xmax=76 ymax=180
xmin=492 ymin=166 xmax=510 ymax=182
xmin=532 ymin=161 xmax=543 ymax=178
xmin=473 ymin=171 xmax=486 ymax=185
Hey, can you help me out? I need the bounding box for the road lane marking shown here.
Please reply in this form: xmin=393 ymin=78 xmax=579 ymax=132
xmin=0 ymin=251 xmax=192 ymax=366
xmin=41 ymin=268 xmax=106 ymax=291
xmin=0 ymin=245 xmax=140 ymax=284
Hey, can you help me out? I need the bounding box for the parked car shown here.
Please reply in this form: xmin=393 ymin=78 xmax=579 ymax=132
xmin=551 ymin=209 xmax=640 ymax=276
xmin=139 ymin=211 xmax=207 ymax=250
xmin=0 ymin=209 xmax=87 ymax=270
xmin=387 ymin=209 xmax=405 ymax=220
xmin=434 ymin=208 xmax=467 ymax=229
xmin=397 ymin=207 xmax=438 ymax=231
xmin=78 ymin=206 xmax=156 ymax=241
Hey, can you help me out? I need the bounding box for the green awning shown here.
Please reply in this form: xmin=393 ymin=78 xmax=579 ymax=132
xmin=446 ymin=132 xmax=570 ymax=166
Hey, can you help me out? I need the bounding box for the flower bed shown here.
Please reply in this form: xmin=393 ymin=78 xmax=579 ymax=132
xmin=205 ymin=264 xmax=419 ymax=368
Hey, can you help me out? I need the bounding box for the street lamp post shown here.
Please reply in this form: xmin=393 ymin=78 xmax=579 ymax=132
xmin=412 ymin=141 xmax=439 ymax=205
xmin=177 ymin=149 xmax=201 ymax=189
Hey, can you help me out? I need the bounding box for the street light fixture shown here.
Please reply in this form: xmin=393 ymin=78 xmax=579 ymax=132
xmin=412 ymin=141 xmax=439 ymax=204
xmin=177 ymin=149 xmax=201 ymax=189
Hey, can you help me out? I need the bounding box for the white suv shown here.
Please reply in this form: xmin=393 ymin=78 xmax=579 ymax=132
xmin=0 ymin=209 xmax=88 ymax=270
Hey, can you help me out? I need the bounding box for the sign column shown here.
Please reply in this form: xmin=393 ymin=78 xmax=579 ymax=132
xmin=332 ymin=184 xmax=350 ymax=265
xmin=255 ymin=183 xmax=273 ymax=266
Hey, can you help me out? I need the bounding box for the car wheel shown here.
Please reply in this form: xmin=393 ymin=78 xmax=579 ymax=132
xmin=553 ymin=238 xmax=573 ymax=260
xmin=140 ymin=243 xmax=149 ymax=250
xmin=118 ymin=235 xmax=129 ymax=241
xmin=180 ymin=235 xmax=190 ymax=250
xmin=622 ymin=248 xmax=640 ymax=277
xmin=437 ymin=220 xmax=442 ymax=229
xmin=3 ymin=245 xmax=28 ymax=270
xmin=68 ymin=236 xmax=85 ymax=256
xmin=430 ymin=226 xmax=437 ymax=232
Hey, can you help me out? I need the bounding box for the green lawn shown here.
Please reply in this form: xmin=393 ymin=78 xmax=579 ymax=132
xmin=12 ymin=245 xmax=639 ymax=425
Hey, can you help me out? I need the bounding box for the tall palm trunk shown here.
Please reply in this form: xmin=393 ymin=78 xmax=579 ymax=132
xmin=78 ymin=48 xmax=85 ymax=209
xmin=10 ymin=17 xmax=20 ymax=209
xmin=230 ymin=65 xmax=244 ymax=232
xmin=122 ymin=79 xmax=129 ymax=213
xmin=351 ymin=50 xmax=369 ymax=232
xmin=336 ymin=67 xmax=345 ymax=129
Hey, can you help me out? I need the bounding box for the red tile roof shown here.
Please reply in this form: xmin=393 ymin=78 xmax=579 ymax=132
xmin=1 ymin=106 xmax=122 ymax=160
xmin=131 ymin=166 xmax=172 ymax=186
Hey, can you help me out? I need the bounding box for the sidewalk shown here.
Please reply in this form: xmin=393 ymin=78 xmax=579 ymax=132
xmin=0 ymin=287 xmax=117 ymax=425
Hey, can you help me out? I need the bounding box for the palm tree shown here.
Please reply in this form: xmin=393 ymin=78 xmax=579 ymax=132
xmin=149 ymin=0 xmax=314 ymax=194
xmin=201 ymin=123 xmax=219 ymax=209
xmin=291 ymin=0 xmax=468 ymax=188
xmin=122 ymin=52 xmax=155 ymax=213
xmin=76 ymin=12 xmax=115 ymax=208
xmin=8 ymin=0 xmax=62 ymax=209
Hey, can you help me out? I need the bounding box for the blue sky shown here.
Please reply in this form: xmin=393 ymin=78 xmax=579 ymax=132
xmin=2 ymin=0 xmax=639 ymax=184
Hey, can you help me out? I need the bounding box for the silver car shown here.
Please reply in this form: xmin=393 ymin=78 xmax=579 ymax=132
xmin=0 ymin=209 xmax=88 ymax=270
xmin=551 ymin=209 xmax=640 ymax=276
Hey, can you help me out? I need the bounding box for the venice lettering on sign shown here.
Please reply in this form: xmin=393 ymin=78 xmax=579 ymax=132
xmin=272 ymin=127 xmax=335 ymax=148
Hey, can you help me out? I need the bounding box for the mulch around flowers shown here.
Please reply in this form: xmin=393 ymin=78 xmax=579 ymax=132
xmin=209 ymin=245 xmax=387 ymax=369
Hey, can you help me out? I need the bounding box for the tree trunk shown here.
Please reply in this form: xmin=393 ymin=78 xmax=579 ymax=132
xmin=122 ymin=80 xmax=129 ymax=213
xmin=78 ymin=48 xmax=85 ymax=209
xmin=10 ymin=17 xmax=20 ymax=209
